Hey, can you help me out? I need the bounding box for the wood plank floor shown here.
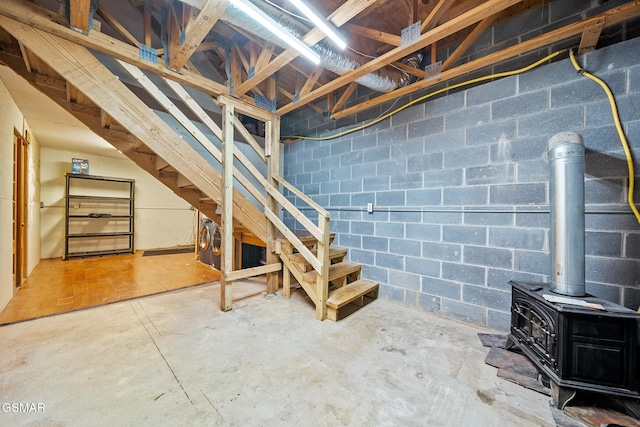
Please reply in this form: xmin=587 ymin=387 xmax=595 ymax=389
xmin=0 ymin=251 xmax=221 ymax=325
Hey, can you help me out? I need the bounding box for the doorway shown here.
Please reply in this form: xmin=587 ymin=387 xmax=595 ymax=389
xmin=13 ymin=129 xmax=28 ymax=289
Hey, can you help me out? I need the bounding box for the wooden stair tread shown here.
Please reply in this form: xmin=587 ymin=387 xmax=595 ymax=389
xmin=327 ymin=279 xmax=379 ymax=309
xmin=302 ymin=261 xmax=361 ymax=284
xmin=288 ymin=247 xmax=348 ymax=264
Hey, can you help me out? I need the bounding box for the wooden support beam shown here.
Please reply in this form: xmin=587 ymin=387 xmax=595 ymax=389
xmin=421 ymin=0 xmax=457 ymax=33
xmin=100 ymin=109 xmax=113 ymax=128
xmin=228 ymin=45 xmax=243 ymax=94
xmin=17 ymin=41 xmax=32 ymax=72
xmin=68 ymin=0 xmax=92 ymax=34
xmin=220 ymin=102 xmax=235 ymax=311
xmin=278 ymin=87 xmax=324 ymax=115
xmin=96 ymin=4 xmax=139 ymax=46
xmin=225 ymin=263 xmax=281 ymax=282
xmin=578 ymin=17 xmax=605 ymax=54
xmin=168 ymin=0 xmax=228 ymax=70
xmin=442 ymin=16 xmax=495 ymax=71
xmin=234 ymin=0 xmax=378 ymax=96
xmin=277 ymin=0 xmax=525 ymax=115
xmin=345 ymin=23 xmax=401 ymax=46
xmin=143 ymin=1 xmax=152 ymax=46
xmin=0 ymin=0 xmax=235 ymax=101
xmin=331 ymin=0 xmax=640 ymax=120
xmin=167 ymin=6 xmax=181 ymax=67
xmin=217 ymin=94 xmax=273 ymax=123
xmin=392 ymin=61 xmax=424 ymax=79
xmin=266 ymin=115 xmax=280 ymax=294
xmin=253 ymin=42 xmax=275 ymax=73
xmin=34 ymin=73 xmax=67 ymax=92
xmin=300 ymin=67 xmax=323 ymax=97
xmin=331 ymin=81 xmax=357 ymax=115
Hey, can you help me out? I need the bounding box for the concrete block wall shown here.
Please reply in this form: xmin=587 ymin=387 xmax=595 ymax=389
xmin=281 ymin=35 xmax=640 ymax=331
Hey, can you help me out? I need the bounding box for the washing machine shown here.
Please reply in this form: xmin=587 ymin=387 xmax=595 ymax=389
xmin=198 ymin=217 xmax=221 ymax=269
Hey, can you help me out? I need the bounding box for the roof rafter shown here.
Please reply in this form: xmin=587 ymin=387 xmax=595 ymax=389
xmin=234 ymin=0 xmax=379 ymax=96
xmin=277 ymin=0 xmax=524 ymax=115
xmin=168 ymin=0 xmax=229 ymax=70
xmin=331 ymin=0 xmax=640 ymax=120
xmin=0 ymin=0 xmax=251 ymax=104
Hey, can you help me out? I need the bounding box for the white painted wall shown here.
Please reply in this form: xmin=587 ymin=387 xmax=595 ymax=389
xmin=40 ymin=147 xmax=196 ymax=258
xmin=0 ymin=78 xmax=41 ymax=312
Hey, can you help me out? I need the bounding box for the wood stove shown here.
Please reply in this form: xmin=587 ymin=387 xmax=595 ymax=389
xmin=505 ymin=132 xmax=640 ymax=408
xmin=507 ymin=281 xmax=640 ymax=408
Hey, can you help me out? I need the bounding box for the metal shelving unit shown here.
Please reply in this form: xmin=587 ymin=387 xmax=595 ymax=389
xmin=64 ymin=174 xmax=135 ymax=259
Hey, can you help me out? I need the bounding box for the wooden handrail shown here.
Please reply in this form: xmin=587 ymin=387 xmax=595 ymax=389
xmin=265 ymin=208 xmax=322 ymax=273
xmin=272 ymin=175 xmax=330 ymax=219
xmin=232 ymin=115 xmax=266 ymax=162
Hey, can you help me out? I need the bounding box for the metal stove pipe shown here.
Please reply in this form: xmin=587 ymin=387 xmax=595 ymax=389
xmin=548 ymin=131 xmax=586 ymax=296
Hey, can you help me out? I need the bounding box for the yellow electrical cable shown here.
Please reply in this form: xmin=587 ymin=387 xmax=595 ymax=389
xmin=284 ymin=50 xmax=565 ymax=141
xmin=569 ymin=49 xmax=640 ymax=224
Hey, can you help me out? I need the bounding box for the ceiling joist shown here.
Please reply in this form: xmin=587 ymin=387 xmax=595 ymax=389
xmin=331 ymin=0 xmax=640 ymax=120
xmin=277 ymin=0 xmax=524 ymax=115
xmin=1 ymin=0 xmax=639 ymax=128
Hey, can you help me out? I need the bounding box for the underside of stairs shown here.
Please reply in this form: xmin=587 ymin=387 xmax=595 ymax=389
xmin=0 ymin=16 xmax=267 ymax=248
xmin=280 ymin=234 xmax=379 ymax=321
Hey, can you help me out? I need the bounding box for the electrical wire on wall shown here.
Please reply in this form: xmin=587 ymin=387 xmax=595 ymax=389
xmin=569 ymin=49 xmax=640 ymax=225
xmin=282 ymin=49 xmax=566 ymax=141
xmin=284 ymin=48 xmax=639 ymax=224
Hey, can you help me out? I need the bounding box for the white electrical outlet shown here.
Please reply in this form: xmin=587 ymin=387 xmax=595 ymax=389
xmin=367 ymin=203 xmax=373 ymax=213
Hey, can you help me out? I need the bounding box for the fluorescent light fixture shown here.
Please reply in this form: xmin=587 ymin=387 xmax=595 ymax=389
xmin=288 ymin=0 xmax=347 ymax=50
xmin=229 ymin=0 xmax=320 ymax=64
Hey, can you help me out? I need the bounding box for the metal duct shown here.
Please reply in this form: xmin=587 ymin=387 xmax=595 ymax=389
xmin=548 ymin=131 xmax=586 ymax=296
xmin=220 ymin=1 xmax=411 ymax=93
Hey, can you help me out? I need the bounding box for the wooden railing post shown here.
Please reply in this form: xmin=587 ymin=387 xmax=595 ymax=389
xmin=220 ymin=101 xmax=234 ymax=311
xmin=316 ymin=212 xmax=331 ymax=320
xmin=265 ymin=115 xmax=280 ymax=294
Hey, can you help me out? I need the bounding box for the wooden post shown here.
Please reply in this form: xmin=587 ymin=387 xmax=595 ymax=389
xmin=316 ymin=212 xmax=330 ymax=320
xmin=220 ymin=102 xmax=234 ymax=311
xmin=265 ymin=115 xmax=280 ymax=294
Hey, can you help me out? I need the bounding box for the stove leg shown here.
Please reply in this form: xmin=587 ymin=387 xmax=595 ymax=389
xmin=550 ymin=381 xmax=577 ymax=409
xmin=505 ymin=334 xmax=517 ymax=351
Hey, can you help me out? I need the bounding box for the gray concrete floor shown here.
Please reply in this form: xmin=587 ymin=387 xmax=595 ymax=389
xmin=0 ymin=281 xmax=556 ymax=426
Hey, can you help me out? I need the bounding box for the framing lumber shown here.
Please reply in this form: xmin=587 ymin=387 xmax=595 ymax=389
xmin=300 ymin=67 xmax=323 ymax=97
xmin=224 ymin=263 xmax=282 ymax=282
xmin=96 ymin=4 xmax=139 ymax=46
xmin=441 ymin=16 xmax=495 ymax=71
xmin=0 ymin=0 xmax=241 ymax=103
xmin=276 ymin=0 xmax=524 ymax=115
xmin=421 ymin=0 xmax=457 ymax=33
xmin=331 ymin=0 xmax=640 ymax=120
xmin=331 ymin=82 xmax=358 ymax=115
xmin=169 ymin=0 xmax=229 ymax=70
xmin=578 ymin=17 xmax=605 ymax=53
xmin=68 ymin=0 xmax=92 ymax=34
xmin=0 ymin=15 xmax=267 ymax=243
xmin=345 ymin=23 xmax=401 ymax=46
xmin=221 ymin=102 xmax=235 ymax=311
xmin=233 ymin=0 xmax=379 ymax=96
xmin=118 ymin=60 xmax=266 ymax=206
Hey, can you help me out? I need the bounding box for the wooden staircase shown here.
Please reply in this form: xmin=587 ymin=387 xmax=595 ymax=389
xmin=0 ymin=12 xmax=378 ymax=320
xmin=280 ymin=234 xmax=378 ymax=321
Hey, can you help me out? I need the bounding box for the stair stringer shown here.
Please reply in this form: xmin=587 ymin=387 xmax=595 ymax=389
xmin=0 ymin=17 xmax=267 ymax=243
